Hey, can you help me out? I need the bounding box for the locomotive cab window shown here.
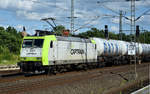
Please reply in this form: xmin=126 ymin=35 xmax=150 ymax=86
xmin=22 ymin=39 xmax=32 ymax=48
xmin=22 ymin=39 xmax=44 ymax=48
xmin=95 ymin=44 xmax=97 ymax=49
xmin=50 ymin=41 xmax=53 ymax=48
xmin=33 ymin=39 xmax=44 ymax=48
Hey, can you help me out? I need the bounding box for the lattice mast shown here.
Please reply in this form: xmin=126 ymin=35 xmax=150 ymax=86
xmin=71 ymin=0 xmax=74 ymax=34
xmin=130 ymin=0 xmax=137 ymax=79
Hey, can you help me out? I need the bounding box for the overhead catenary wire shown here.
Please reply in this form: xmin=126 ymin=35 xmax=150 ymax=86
xmin=97 ymin=2 xmax=127 ymax=40
xmin=29 ymin=0 xmax=150 ymax=35
xmin=73 ymin=16 xmax=101 ymax=32
xmin=97 ymin=0 xmax=145 ymax=80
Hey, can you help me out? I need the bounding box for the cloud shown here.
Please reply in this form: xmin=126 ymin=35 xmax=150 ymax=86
xmin=16 ymin=11 xmax=51 ymax=20
xmin=15 ymin=25 xmax=23 ymax=30
xmin=0 ymin=24 xmax=9 ymax=29
xmin=136 ymin=15 xmax=150 ymax=26
xmin=111 ymin=18 xmax=119 ymax=24
xmin=111 ymin=26 xmax=119 ymax=32
xmin=1 ymin=0 xmax=150 ymax=34
xmin=0 ymin=0 xmax=36 ymax=11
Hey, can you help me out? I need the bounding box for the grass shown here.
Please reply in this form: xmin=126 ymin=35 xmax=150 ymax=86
xmin=0 ymin=53 xmax=19 ymax=65
xmin=120 ymin=79 xmax=127 ymax=86
xmin=98 ymin=88 xmax=105 ymax=94
xmin=0 ymin=60 xmax=18 ymax=65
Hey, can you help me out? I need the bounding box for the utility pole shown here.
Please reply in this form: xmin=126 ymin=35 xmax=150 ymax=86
xmin=144 ymin=30 xmax=145 ymax=43
xmin=119 ymin=10 xmax=123 ymax=40
xmin=71 ymin=0 xmax=74 ymax=35
xmin=130 ymin=0 xmax=137 ymax=79
xmin=130 ymin=0 xmax=135 ymax=41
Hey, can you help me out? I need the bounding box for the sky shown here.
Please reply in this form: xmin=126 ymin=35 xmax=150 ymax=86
xmin=0 ymin=0 xmax=150 ymax=35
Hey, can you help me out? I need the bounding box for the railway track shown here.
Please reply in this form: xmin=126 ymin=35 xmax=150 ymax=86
xmin=0 ymin=65 xmax=19 ymax=71
xmin=0 ymin=70 xmax=20 ymax=75
xmin=0 ymin=62 xmax=149 ymax=94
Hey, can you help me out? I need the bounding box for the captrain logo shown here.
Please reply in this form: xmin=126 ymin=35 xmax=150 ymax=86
xmin=70 ymin=49 xmax=84 ymax=55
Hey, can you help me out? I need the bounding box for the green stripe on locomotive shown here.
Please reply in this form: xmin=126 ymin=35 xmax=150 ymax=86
xmin=42 ymin=35 xmax=56 ymax=65
xmin=91 ymin=39 xmax=96 ymax=44
xmin=20 ymin=57 xmax=42 ymax=61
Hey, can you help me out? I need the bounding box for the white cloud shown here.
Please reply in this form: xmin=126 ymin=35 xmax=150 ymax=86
xmin=111 ymin=26 xmax=118 ymax=32
xmin=111 ymin=18 xmax=119 ymax=24
xmin=1 ymin=0 xmax=150 ymax=34
xmin=0 ymin=24 xmax=9 ymax=29
xmin=55 ymin=2 xmax=69 ymax=11
xmin=16 ymin=11 xmax=52 ymax=20
xmin=15 ymin=25 xmax=23 ymax=29
xmin=0 ymin=0 xmax=36 ymax=10
xmin=136 ymin=0 xmax=150 ymax=7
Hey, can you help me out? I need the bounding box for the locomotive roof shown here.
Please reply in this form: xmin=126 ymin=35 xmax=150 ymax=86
xmin=56 ymin=36 xmax=91 ymax=43
xmin=23 ymin=35 xmax=92 ymax=43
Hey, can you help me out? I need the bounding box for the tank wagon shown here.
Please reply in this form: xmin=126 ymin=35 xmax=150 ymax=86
xmin=18 ymin=35 xmax=150 ymax=73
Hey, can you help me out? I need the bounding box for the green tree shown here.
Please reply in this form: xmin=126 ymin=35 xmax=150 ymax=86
xmin=0 ymin=26 xmax=22 ymax=54
xmin=0 ymin=26 xmax=5 ymax=31
xmin=77 ymin=28 xmax=104 ymax=38
xmin=109 ymin=32 xmax=118 ymax=40
xmin=54 ymin=25 xmax=65 ymax=35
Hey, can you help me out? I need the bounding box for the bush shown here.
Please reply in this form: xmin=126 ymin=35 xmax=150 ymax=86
xmin=0 ymin=26 xmax=22 ymax=65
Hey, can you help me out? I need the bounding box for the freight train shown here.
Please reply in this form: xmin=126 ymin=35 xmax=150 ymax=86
xmin=18 ymin=35 xmax=150 ymax=73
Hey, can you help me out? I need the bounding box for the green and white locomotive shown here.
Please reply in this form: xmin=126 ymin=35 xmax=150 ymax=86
xmin=18 ymin=35 xmax=97 ymax=73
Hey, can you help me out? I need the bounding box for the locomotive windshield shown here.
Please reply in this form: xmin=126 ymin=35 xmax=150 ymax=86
xmin=22 ymin=39 xmax=44 ymax=48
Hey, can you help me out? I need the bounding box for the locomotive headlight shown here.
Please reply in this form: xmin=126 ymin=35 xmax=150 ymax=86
xmin=36 ymin=57 xmax=41 ymax=60
xmin=20 ymin=57 xmax=26 ymax=60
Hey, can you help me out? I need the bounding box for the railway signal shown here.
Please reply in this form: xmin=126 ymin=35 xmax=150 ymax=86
xmin=136 ymin=25 xmax=140 ymax=37
xmin=104 ymin=25 xmax=109 ymax=39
